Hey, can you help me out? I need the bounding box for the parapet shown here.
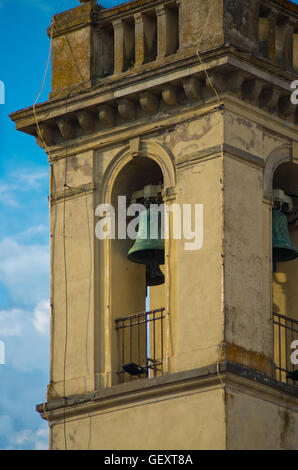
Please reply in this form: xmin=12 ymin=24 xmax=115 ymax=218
xmin=47 ymin=0 xmax=298 ymax=99
xmin=9 ymin=0 xmax=298 ymax=149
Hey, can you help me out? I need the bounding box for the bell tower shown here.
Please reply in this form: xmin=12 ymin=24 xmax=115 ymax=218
xmin=10 ymin=0 xmax=298 ymax=450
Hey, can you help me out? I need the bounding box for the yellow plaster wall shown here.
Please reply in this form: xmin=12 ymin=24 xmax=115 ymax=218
xmin=226 ymin=389 xmax=298 ymax=449
xmin=223 ymin=157 xmax=269 ymax=356
xmin=49 ymin=152 xmax=95 ymax=399
xmin=50 ymin=387 xmax=226 ymax=450
xmin=51 ymin=27 xmax=92 ymax=98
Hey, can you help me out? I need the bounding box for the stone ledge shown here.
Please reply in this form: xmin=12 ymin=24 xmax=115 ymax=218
xmin=50 ymin=182 xmax=96 ymax=204
xmin=36 ymin=361 xmax=298 ymax=422
xmin=10 ymin=52 xmax=298 ymax=147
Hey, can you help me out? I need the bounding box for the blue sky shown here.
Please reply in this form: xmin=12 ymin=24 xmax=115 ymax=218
xmin=0 ymin=0 xmax=298 ymax=452
xmin=0 ymin=0 xmax=126 ymax=451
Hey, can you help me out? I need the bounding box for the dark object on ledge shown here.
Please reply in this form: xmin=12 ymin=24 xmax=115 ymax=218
xmin=122 ymin=362 xmax=147 ymax=376
xmin=286 ymin=370 xmax=298 ymax=381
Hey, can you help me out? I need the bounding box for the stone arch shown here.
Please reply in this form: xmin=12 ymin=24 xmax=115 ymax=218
xmin=101 ymin=139 xmax=176 ymax=204
xmin=264 ymin=144 xmax=292 ymax=200
xmin=97 ymin=139 xmax=175 ymax=386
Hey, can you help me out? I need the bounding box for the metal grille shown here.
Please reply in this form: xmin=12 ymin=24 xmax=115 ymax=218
xmin=273 ymin=312 xmax=298 ymax=386
xmin=115 ymin=308 xmax=166 ymax=383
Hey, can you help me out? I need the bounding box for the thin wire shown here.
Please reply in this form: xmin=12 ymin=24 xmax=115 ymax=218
xmin=63 ymin=94 xmax=70 ymax=451
xmin=87 ymin=412 xmax=92 ymax=450
xmin=84 ymin=189 xmax=92 ymax=385
xmin=45 ymin=162 xmax=59 ymax=418
xmin=217 ymin=342 xmax=225 ymax=387
xmin=195 ymin=1 xmax=223 ymax=385
xmin=50 ymin=15 xmax=96 ymax=448
xmin=31 ymin=17 xmax=55 ymax=424
xmin=165 ymin=206 xmax=171 ymax=373
xmin=196 ymin=4 xmax=221 ymax=108
xmin=60 ymin=20 xmax=94 ymax=429
xmin=64 ymin=34 xmax=87 ymax=83
xmin=30 ymin=6 xmax=94 ymax=450
xmin=32 ymin=17 xmax=56 ymax=156
xmin=31 ymin=15 xmax=58 ymax=444
xmin=59 ymin=31 xmax=94 ymax=448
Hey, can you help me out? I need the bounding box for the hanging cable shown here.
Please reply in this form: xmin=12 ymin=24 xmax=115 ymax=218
xmin=32 ymin=17 xmax=56 ymax=156
xmin=62 ymin=92 xmax=70 ymax=451
xmin=84 ymin=187 xmax=92 ymax=386
xmin=31 ymin=17 xmax=56 ymax=419
xmin=59 ymin=31 xmax=94 ymax=450
xmin=196 ymin=3 xmax=221 ymax=108
xmin=31 ymin=3 xmax=93 ymax=450
xmin=195 ymin=2 xmax=224 ymax=386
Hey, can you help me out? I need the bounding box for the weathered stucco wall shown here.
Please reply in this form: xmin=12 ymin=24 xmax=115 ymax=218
xmin=224 ymin=155 xmax=271 ymax=364
xmin=174 ymin=154 xmax=224 ymax=372
xmin=50 ymin=3 xmax=94 ymax=99
xmin=222 ymin=107 xmax=296 ymax=377
xmin=226 ymin=388 xmax=298 ymax=449
xmin=50 ymin=387 xmax=226 ymax=450
xmin=49 ymin=151 xmax=95 ymax=398
xmin=178 ymin=0 xmax=224 ymax=53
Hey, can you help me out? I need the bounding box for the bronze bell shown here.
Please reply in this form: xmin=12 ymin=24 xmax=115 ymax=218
xmin=272 ymin=208 xmax=298 ymax=268
xmin=127 ymin=206 xmax=165 ymax=286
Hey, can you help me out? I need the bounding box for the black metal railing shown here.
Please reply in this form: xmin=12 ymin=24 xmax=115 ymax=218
xmin=273 ymin=312 xmax=298 ymax=386
xmin=115 ymin=308 xmax=166 ymax=383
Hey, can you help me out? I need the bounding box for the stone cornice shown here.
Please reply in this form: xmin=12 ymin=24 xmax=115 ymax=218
xmin=9 ymin=49 xmax=231 ymax=131
xmin=44 ymin=103 xmax=222 ymax=162
xmin=10 ymin=51 xmax=297 ymax=140
xmin=271 ymin=0 xmax=298 ymax=17
xmin=24 ymin=96 xmax=297 ymax=163
xmin=36 ymin=361 xmax=298 ymax=424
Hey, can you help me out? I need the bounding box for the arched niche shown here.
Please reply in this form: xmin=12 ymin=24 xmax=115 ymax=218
xmin=101 ymin=139 xmax=176 ymax=204
xmin=263 ymin=144 xmax=291 ymax=200
xmin=108 ymin=155 xmax=166 ymax=385
xmin=272 ymin=159 xmax=298 ymax=383
xmin=98 ymin=140 xmax=176 ymax=386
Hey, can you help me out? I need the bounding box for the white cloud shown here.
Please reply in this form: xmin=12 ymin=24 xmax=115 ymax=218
xmin=12 ymin=224 xmax=49 ymax=246
xmin=0 ymin=301 xmax=49 ymax=339
xmin=34 ymin=425 xmax=49 ymax=450
xmin=0 ymin=168 xmax=48 ymax=208
xmin=0 ymin=309 xmax=23 ymax=336
xmin=9 ymin=423 xmax=48 ymax=450
xmin=11 ymin=429 xmax=31 ymax=446
xmin=23 ymin=224 xmax=48 ymax=236
xmin=17 ymin=170 xmax=48 ymax=189
xmin=0 ymin=183 xmax=20 ymax=207
xmin=33 ymin=300 xmax=50 ymax=335
xmin=0 ymin=302 xmax=50 ymax=372
xmin=0 ymin=238 xmax=49 ymax=306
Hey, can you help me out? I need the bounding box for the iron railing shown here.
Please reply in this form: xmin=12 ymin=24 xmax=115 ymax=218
xmin=115 ymin=308 xmax=166 ymax=383
xmin=273 ymin=312 xmax=298 ymax=386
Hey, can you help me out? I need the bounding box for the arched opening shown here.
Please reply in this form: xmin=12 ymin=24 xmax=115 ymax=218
xmin=110 ymin=156 xmax=166 ymax=384
xmin=272 ymin=161 xmax=298 ymax=385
